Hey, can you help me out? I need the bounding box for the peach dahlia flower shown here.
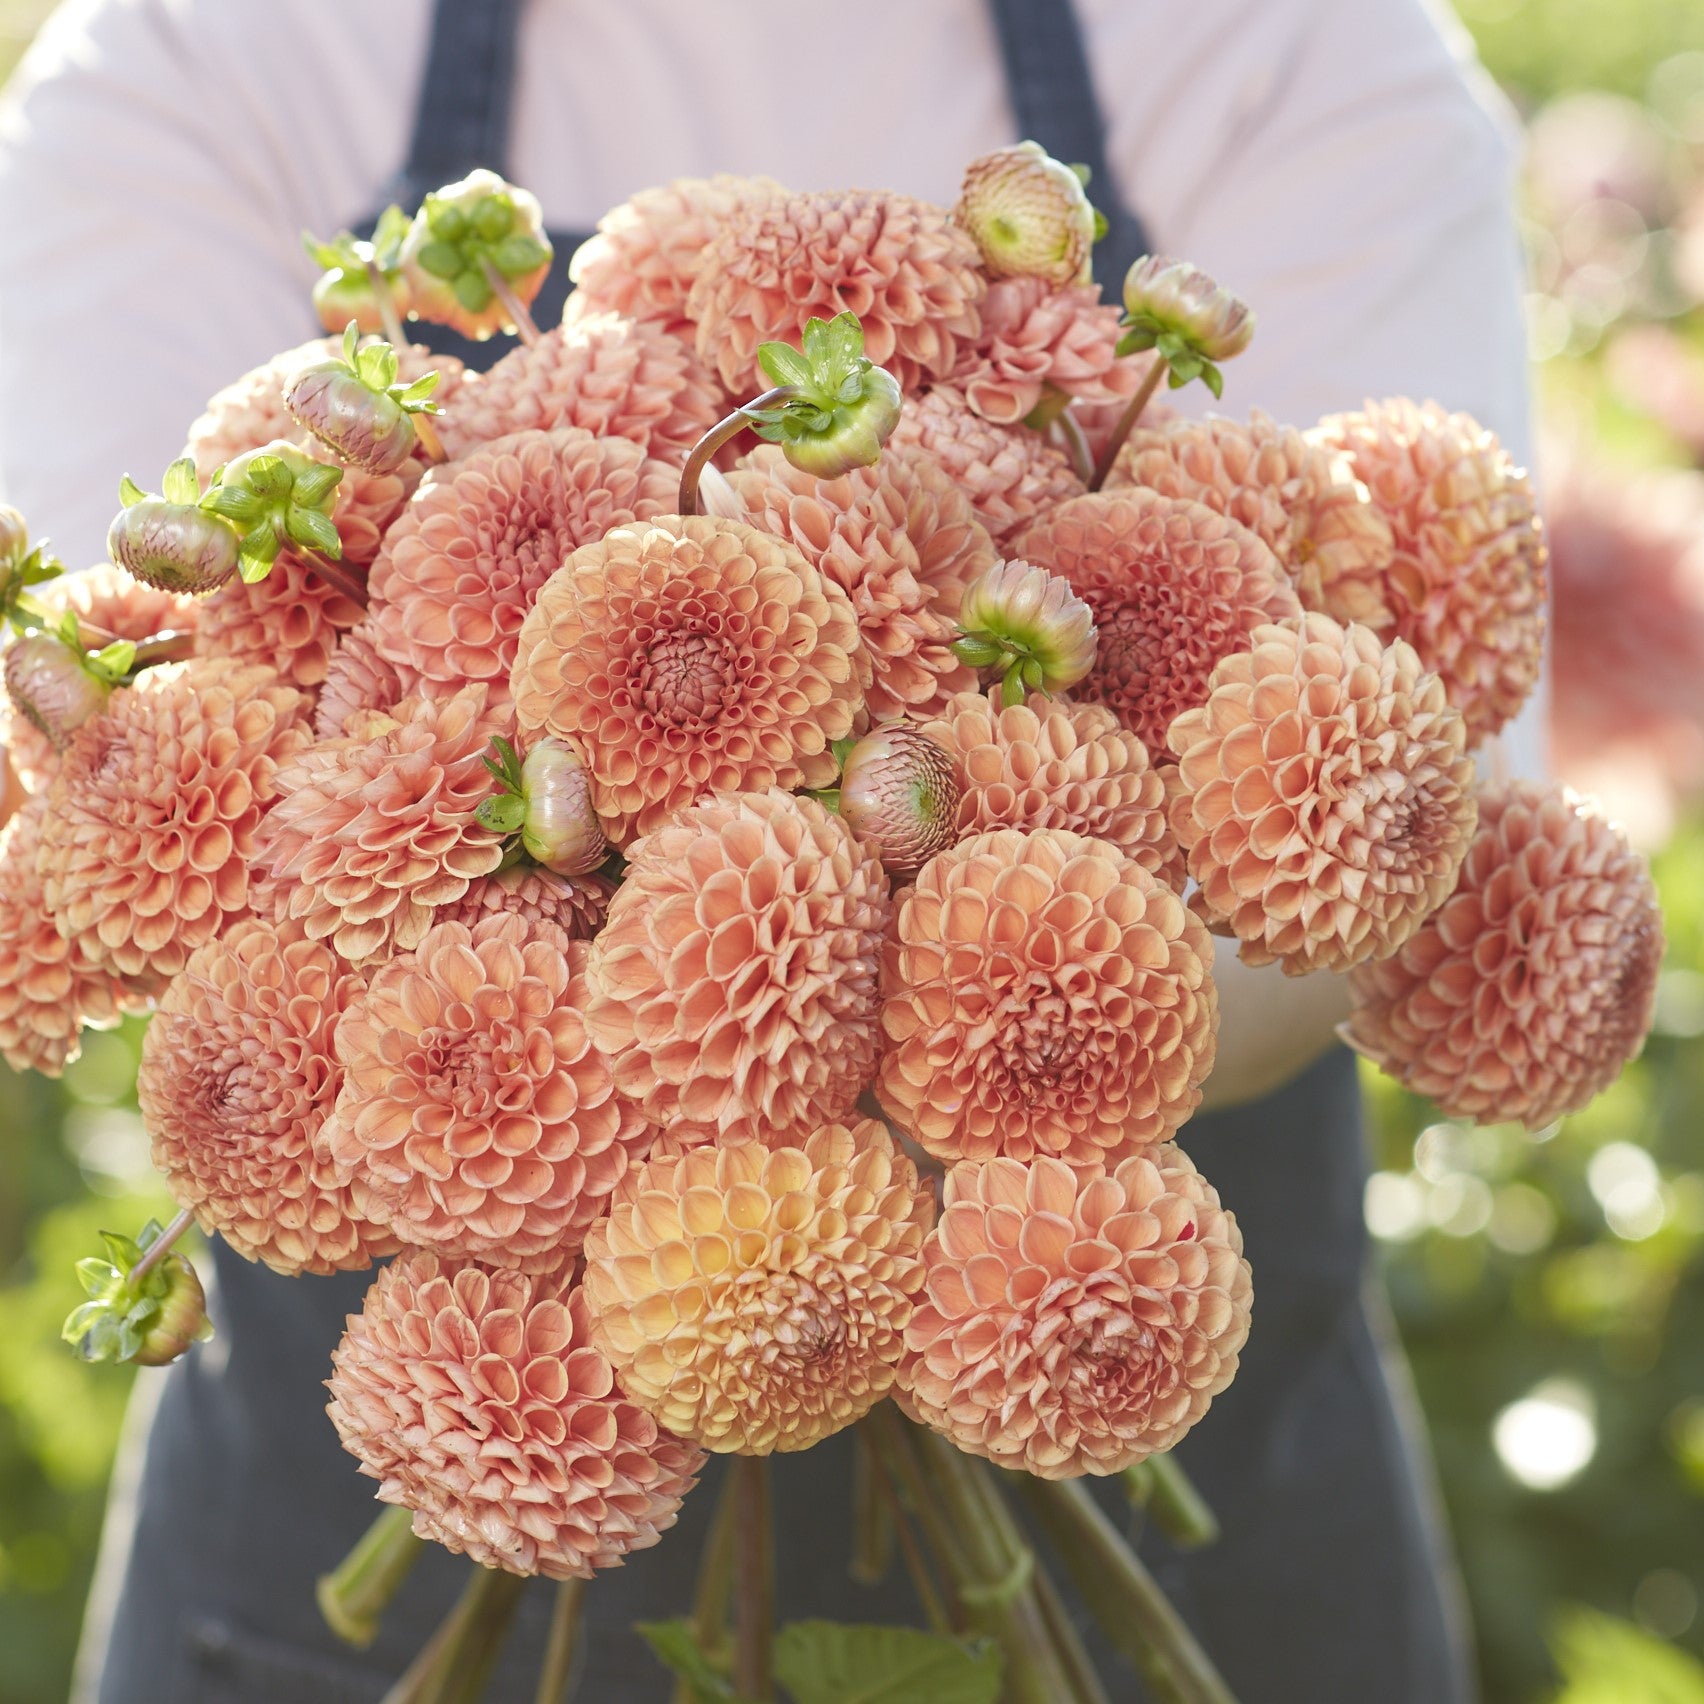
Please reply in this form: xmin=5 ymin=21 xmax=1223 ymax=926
xmin=877 ymin=827 xmax=1217 ymax=1166
xmin=583 ymin=1124 xmax=934 ymax=1454
xmin=901 ymin=1148 xmax=1251 ymax=1477
xmin=328 ymin=1253 xmax=703 ymax=1578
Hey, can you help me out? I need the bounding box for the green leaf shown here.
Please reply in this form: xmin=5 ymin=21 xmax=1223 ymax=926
xmin=1552 ymin=1607 xmax=1704 ymax=1704
xmin=475 ymin=795 xmax=525 ymax=835
xmin=118 ymin=474 xmax=147 ymax=508
xmin=635 ymin=1620 xmax=751 ymax=1703
xmin=75 ymin=1258 xmax=116 ymax=1298
xmin=757 ymin=341 xmax=814 ymax=392
xmin=161 ymin=458 xmax=201 ymax=505
xmin=415 ymin=238 xmax=464 ymax=280
xmin=285 ymin=506 xmax=342 ymax=558
xmin=774 ymin=1623 xmax=1002 ymax=1704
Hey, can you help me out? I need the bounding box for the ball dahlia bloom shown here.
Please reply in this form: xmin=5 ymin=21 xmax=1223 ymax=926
xmin=1108 ymin=411 xmax=1395 ymax=619
xmin=139 ymin=919 xmax=391 ymax=1274
xmin=369 ymin=428 xmax=678 ymax=711
xmin=687 ymin=189 xmax=986 ymax=396
xmin=586 ymin=790 xmax=890 ymax=1145
xmin=1015 ymin=489 xmax=1302 ymax=762
xmin=921 ymin=688 xmax=1181 ymax=888
xmin=901 ymin=1148 xmax=1251 ymax=1477
xmin=1343 ymin=781 xmax=1663 ymax=1128
xmin=438 ymin=314 xmax=723 ymax=465
xmin=1169 ymin=613 xmax=1478 ymax=975
xmin=1311 ymin=399 xmax=1547 ymax=746
xmin=877 ymin=827 xmax=1217 ymax=1166
xmin=726 ymin=445 xmax=995 ymax=722
xmin=952 ymin=276 xmax=1134 ymax=426
xmin=432 ymin=862 xmax=616 ymax=944
xmin=321 ymin=913 xmax=652 ymax=1267
xmin=37 ymin=658 xmax=308 ymax=981
xmin=251 ymin=685 xmax=506 ymax=967
xmin=194 ymin=547 xmax=366 ymax=693
xmin=583 ymin=1124 xmax=934 ymax=1454
xmin=567 ymin=173 xmax=788 ymax=335
xmin=890 ymin=382 xmax=1084 ymax=545
xmin=313 ymin=619 xmax=405 ymax=740
xmin=0 ymin=794 xmax=152 ymax=1076
xmin=511 ymin=516 xmax=867 ymax=845
xmin=0 ymin=565 xmax=200 ymax=794
xmin=328 ymin=1254 xmax=702 ymax=1578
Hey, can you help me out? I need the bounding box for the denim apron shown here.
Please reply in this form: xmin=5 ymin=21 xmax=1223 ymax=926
xmin=83 ymin=3 xmax=1475 ymax=1697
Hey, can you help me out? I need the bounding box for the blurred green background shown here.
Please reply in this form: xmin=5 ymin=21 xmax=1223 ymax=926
xmin=5 ymin=1 xmax=1704 ymax=1701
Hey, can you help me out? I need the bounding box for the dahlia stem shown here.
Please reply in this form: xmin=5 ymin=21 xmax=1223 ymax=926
xmin=1053 ymin=409 xmax=1093 ymax=485
xmin=1133 ymin=1453 xmax=1220 ymax=1551
xmin=318 ymin=1504 xmax=424 ymax=1648
xmin=1089 ymin=356 xmax=1166 ymax=491
xmin=126 ymin=1207 xmax=193 ymax=1289
xmin=365 ymin=257 xmax=410 ymax=352
xmin=129 ymin=629 xmax=196 ymax=670
xmin=678 ymin=388 xmax=800 ymax=517
xmin=531 ymin=1578 xmax=586 ymax=1704
xmin=857 ymin=1421 xmax=953 ymax=1634
xmin=902 ymin=1419 xmax=1091 ymax=1704
xmin=75 ymin=618 xmax=119 ymax=647
xmin=1034 ymin=1565 xmax=1114 ymax=1704
xmin=850 ymin=1427 xmax=896 ymax=1586
xmin=731 ymin=1456 xmax=775 ymax=1702
xmin=670 ymin=1469 xmax=739 ymax=1704
xmin=403 ymin=1564 xmax=529 ymax=1704
xmin=1013 ymin=1474 xmax=1239 ymax=1704
xmin=298 ymin=545 xmax=370 ymax=609
xmin=480 ymin=258 xmax=541 ymax=347
xmin=414 ymin=412 xmax=448 ymax=466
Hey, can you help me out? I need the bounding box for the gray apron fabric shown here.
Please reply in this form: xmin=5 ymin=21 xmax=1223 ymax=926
xmin=81 ymin=3 xmax=1476 ymax=1698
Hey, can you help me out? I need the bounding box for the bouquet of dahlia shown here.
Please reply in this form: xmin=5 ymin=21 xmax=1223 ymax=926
xmin=0 ymin=145 xmax=1662 ymax=1704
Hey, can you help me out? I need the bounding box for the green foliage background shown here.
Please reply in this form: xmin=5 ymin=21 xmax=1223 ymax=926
xmin=3 ymin=1 xmax=1704 ymax=1700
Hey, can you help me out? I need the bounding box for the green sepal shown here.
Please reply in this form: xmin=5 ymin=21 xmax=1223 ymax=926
xmin=1199 ymin=360 xmax=1225 ymax=400
xmin=482 ymin=735 xmax=524 ymax=793
xmin=1069 ymin=162 xmax=1093 ymax=187
xmin=1019 ymin=656 xmax=1046 ymax=691
xmin=291 ymin=461 xmax=345 ymax=509
xmin=453 ymin=269 xmax=494 ymax=314
xmin=757 ymin=341 xmax=815 ymax=392
xmin=473 ymin=196 xmax=514 ymax=243
xmin=118 ymin=475 xmax=147 ymax=509
xmin=1000 ymin=668 xmax=1027 ymax=708
xmin=285 ymin=505 xmax=342 ymax=558
xmin=395 ymin=373 xmax=442 ymax=412
xmin=415 ymin=238 xmax=464 ymax=281
xmin=1115 ymin=324 xmax=1159 ymax=358
xmin=76 ymin=1256 xmax=115 ymax=1296
xmin=1091 ymin=204 xmax=1109 ymax=243
xmin=90 ymin=640 xmax=137 ymax=682
xmin=161 ymin=458 xmax=201 ymax=505
xmin=476 ymin=794 xmax=526 ymax=835
xmin=241 ymin=454 xmax=292 ymax=500
xmin=953 ymin=634 xmax=1005 ymax=670
xmin=237 ymin=528 xmax=282 ymax=584
xmin=830 ymin=735 xmax=860 ymax=771
xmin=370 ymin=204 xmax=411 ymax=269
xmin=425 ymin=199 xmax=467 ymax=241
xmin=200 ymin=484 xmax=267 ymax=526
xmin=355 ymin=340 xmax=400 ymax=392
xmin=492 ymin=233 xmax=549 ymax=277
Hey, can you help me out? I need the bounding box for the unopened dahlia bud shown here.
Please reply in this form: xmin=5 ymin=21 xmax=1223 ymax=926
xmin=748 ymin=312 xmax=903 ymax=480
xmin=954 ymin=557 xmax=1097 ymax=699
xmin=304 ymin=206 xmax=412 ymax=336
xmin=285 ymin=323 xmax=443 ymax=475
xmin=108 ymin=460 xmax=242 ymax=595
xmin=400 ymin=169 xmax=554 ymax=340
xmin=0 ymin=504 xmax=27 ymax=567
xmin=1120 ymin=256 xmax=1254 ymax=399
xmin=3 ymin=634 xmax=112 ymax=750
xmin=839 ymin=723 xmax=963 ymax=880
xmin=955 ymin=141 xmax=1098 ymax=287
xmin=203 ymin=440 xmax=346 ymax=581
xmin=61 ymin=1222 xmax=212 ymax=1367
xmin=519 ymin=737 xmax=607 ymax=876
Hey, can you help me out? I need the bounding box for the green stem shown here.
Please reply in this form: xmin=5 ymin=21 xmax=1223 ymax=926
xmin=1145 ymin=1453 xmax=1220 ymax=1550
xmin=1088 ymin=356 xmax=1166 ymax=491
xmin=850 ymin=1426 xmax=895 ymax=1586
xmin=857 ymin=1420 xmax=953 ymax=1635
xmin=129 ymin=629 xmax=196 ymax=670
xmin=732 ymin=1456 xmax=775 ymax=1703
xmin=380 ymin=1564 xmax=528 ymax=1704
xmin=1012 ymin=1475 xmax=1239 ymax=1704
xmin=318 ymin=1504 xmax=424 ymax=1648
xmin=479 ymin=257 xmax=541 ymax=346
xmin=1033 ymin=1565 xmax=1114 ymax=1704
xmin=532 ymin=1578 xmax=586 ymax=1704
xmin=671 ymin=1469 xmax=740 ymax=1704
xmin=298 ymin=545 xmax=370 ymax=609
xmin=1053 ymin=409 xmax=1093 ymax=485
xmin=365 ymin=257 xmax=410 ymax=352
xmin=677 ymin=388 xmax=799 ymax=517
xmin=126 ymin=1207 xmax=193 ymax=1289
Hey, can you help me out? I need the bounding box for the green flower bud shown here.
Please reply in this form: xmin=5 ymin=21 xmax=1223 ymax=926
xmin=956 ymin=558 xmax=1098 ymax=694
xmin=108 ymin=493 xmax=241 ymax=595
xmin=202 ymin=440 xmax=346 ymax=583
xmin=749 ymin=312 xmax=903 ymax=480
xmin=1118 ymin=256 xmax=1254 ymax=399
xmin=62 ymin=1221 xmax=212 ymax=1368
xmin=955 ymin=141 xmax=1098 ymax=287
xmin=0 ymin=504 xmax=27 ymax=567
xmin=3 ymin=633 xmax=113 ymax=750
xmin=399 ymin=169 xmax=553 ymax=340
xmin=519 ymin=737 xmax=607 ymax=875
xmin=285 ymin=325 xmax=442 ymax=476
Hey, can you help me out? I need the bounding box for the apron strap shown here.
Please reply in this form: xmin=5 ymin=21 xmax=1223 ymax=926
xmin=386 ymin=0 xmax=524 ymax=212
xmin=983 ymin=0 xmax=1152 ymax=290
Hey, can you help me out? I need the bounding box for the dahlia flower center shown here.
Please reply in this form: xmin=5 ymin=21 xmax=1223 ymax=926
xmin=1055 ymin=1300 xmax=1183 ymax=1413
xmin=1333 ymin=768 xmax=1457 ymax=882
xmin=638 ymin=629 xmax=735 ymax=725
xmin=742 ymin=1274 xmax=849 ymax=1373
xmin=417 ymin=1021 xmax=523 ymax=1109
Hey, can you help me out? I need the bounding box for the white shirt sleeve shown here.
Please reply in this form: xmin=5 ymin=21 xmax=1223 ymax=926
xmin=0 ymin=0 xmax=421 ymax=569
